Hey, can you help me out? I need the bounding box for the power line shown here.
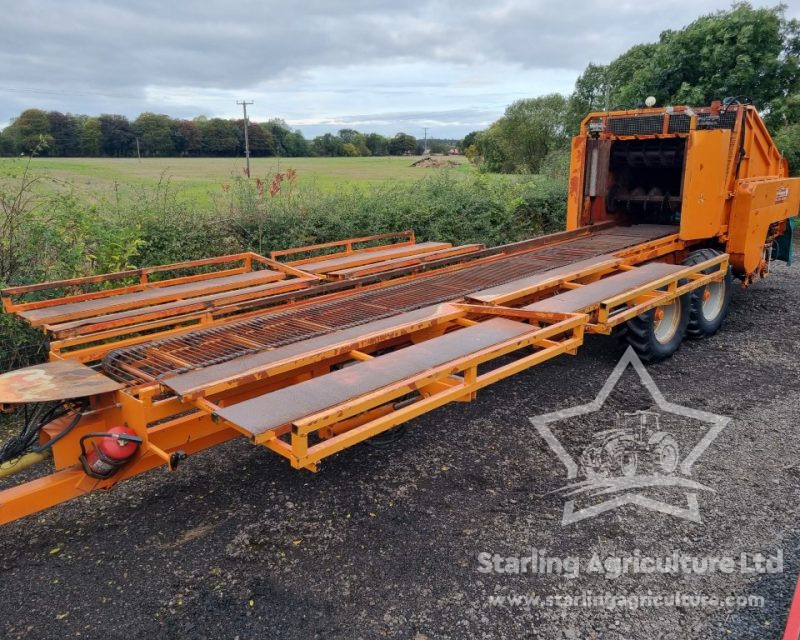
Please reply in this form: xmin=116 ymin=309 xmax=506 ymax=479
xmin=236 ymin=100 xmax=254 ymax=178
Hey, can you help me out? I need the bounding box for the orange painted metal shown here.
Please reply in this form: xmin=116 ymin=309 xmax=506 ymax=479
xmin=1 ymin=102 xmax=795 ymax=526
xmin=524 ymin=262 xmax=686 ymax=314
xmin=100 ymin=225 xmax=674 ymax=388
xmin=162 ymin=303 xmax=465 ymax=399
xmin=326 ymin=244 xmax=484 ymax=280
xmin=20 ymin=270 xmax=286 ymax=327
xmin=466 ymin=254 xmax=621 ymax=305
xmin=269 ymin=230 xmax=415 ymax=265
xmin=728 ymin=177 xmax=800 ymax=277
xmin=679 ymin=129 xmax=731 ymax=240
xmin=214 ymin=316 xmax=536 ymax=439
xmin=301 ymin=241 xmax=452 ymax=275
xmin=48 ymin=276 xmax=318 ymax=340
xmin=565 ymin=101 xmax=799 ymax=281
xmin=0 ymin=222 xmax=690 ymax=523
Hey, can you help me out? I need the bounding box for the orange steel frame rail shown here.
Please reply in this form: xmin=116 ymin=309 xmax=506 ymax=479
xmin=0 ymin=223 xmax=731 ymax=525
xmin=269 ymin=230 xmax=416 ymax=266
xmin=3 ymin=251 xmax=309 ymax=316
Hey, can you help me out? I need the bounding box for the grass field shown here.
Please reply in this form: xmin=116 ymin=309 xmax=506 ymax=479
xmin=25 ymin=155 xmax=471 ymax=204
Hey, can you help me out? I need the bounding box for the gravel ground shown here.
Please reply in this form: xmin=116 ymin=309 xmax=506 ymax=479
xmin=1 ymin=253 xmax=799 ymax=640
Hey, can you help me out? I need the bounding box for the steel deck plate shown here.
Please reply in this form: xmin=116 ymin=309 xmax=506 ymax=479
xmin=467 ymin=255 xmax=622 ymax=304
xmin=0 ymin=360 xmax=122 ymax=403
xmin=302 ymin=242 xmax=451 ymax=274
xmin=214 ymin=317 xmax=532 ymax=437
xmin=327 ymin=244 xmax=483 ymax=279
xmin=524 ymin=262 xmax=685 ymax=313
xmin=48 ymin=276 xmax=318 ymax=336
xmin=19 ymin=269 xmax=284 ymax=326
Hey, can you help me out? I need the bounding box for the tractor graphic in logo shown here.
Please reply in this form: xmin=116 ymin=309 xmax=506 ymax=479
xmin=531 ymin=347 xmax=731 ymax=524
xmin=579 ymin=410 xmax=680 ymax=480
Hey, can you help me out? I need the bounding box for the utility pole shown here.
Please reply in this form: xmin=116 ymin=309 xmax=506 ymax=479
xmin=237 ymin=100 xmax=254 ymax=177
xmin=423 ymin=127 xmax=428 ymax=155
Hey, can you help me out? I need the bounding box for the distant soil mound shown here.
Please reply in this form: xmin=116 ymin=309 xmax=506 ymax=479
xmin=410 ymin=157 xmax=460 ymax=168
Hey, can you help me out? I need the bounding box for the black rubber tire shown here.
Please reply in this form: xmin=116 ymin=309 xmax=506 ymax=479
xmin=681 ymin=248 xmax=734 ymax=338
xmin=617 ymin=292 xmax=691 ymax=363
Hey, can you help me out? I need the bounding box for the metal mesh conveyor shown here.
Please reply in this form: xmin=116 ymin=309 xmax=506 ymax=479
xmin=102 ymin=225 xmax=677 ymax=387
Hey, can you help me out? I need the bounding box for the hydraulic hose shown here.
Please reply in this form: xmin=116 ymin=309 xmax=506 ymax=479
xmin=0 ymin=450 xmax=51 ymax=479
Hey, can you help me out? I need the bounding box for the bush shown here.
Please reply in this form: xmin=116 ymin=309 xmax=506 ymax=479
xmin=775 ymin=124 xmax=800 ymax=176
xmin=0 ymin=161 xmax=569 ymax=278
xmin=221 ymin=171 xmax=567 ymax=252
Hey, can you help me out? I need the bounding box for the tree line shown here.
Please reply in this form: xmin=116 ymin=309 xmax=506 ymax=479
xmin=463 ymin=3 xmax=800 ymax=174
xmin=0 ymin=110 xmax=457 ymax=158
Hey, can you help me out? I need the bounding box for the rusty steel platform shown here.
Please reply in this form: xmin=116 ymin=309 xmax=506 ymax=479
xmin=301 ymin=241 xmax=452 ymax=274
xmin=524 ymin=262 xmax=686 ymax=314
xmin=214 ymin=316 xmax=534 ymax=439
xmin=0 ymin=360 xmax=122 ymax=404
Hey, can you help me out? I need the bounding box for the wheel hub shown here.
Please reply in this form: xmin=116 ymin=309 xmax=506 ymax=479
xmin=653 ymin=299 xmax=680 ymax=344
xmin=701 ymin=280 xmax=725 ymax=321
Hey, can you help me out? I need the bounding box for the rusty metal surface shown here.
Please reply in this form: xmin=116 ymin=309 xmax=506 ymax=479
xmin=18 ymin=269 xmax=283 ymax=325
xmin=103 ymin=224 xmax=677 ymax=387
xmin=303 ymin=242 xmax=451 ymax=274
xmin=327 ymin=255 xmax=421 ymax=279
xmin=48 ymin=276 xmax=317 ymax=337
xmin=0 ymin=360 xmax=122 ymax=403
xmin=524 ymin=262 xmax=685 ymax=314
xmin=467 ymin=254 xmax=620 ymax=303
xmin=327 ymin=244 xmax=483 ymax=279
xmin=19 ymin=269 xmax=283 ymax=325
xmin=214 ymin=317 xmax=532 ymax=437
xmin=164 ymin=303 xmax=459 ymax=397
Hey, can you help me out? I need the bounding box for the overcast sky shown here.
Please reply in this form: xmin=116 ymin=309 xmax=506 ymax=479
xmin=1 ymin=1 xmax=797 ymax=138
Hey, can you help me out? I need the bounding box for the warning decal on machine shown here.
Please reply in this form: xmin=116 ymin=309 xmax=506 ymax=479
xmin=776 ymin=186 xmax=789 ymax=203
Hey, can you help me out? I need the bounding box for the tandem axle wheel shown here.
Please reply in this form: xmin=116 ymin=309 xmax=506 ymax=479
xmin=618 ymin=248 xmax=733 ymax=363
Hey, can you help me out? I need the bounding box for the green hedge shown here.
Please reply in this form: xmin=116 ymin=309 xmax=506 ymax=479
xmin=0 ymin=163 xmax=568 ymax=373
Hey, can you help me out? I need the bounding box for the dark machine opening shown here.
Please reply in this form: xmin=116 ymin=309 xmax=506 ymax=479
xmin=605 ymin=138 xmax=686 ymax=225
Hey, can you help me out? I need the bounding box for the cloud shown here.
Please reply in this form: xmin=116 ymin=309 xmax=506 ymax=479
xmin=1 ymin=0 xmax=795 ymax=136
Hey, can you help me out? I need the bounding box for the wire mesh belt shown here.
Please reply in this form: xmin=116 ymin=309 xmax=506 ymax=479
xmin=102 ymin=226 xmax=671 ymax=386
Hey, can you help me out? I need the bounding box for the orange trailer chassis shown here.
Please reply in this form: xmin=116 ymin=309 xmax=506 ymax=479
xmin=0 ymin=223 xmax=731 ymax=524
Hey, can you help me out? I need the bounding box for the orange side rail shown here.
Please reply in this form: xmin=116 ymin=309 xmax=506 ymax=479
xmin=269 ymin=231 xmax=415 ymax=266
